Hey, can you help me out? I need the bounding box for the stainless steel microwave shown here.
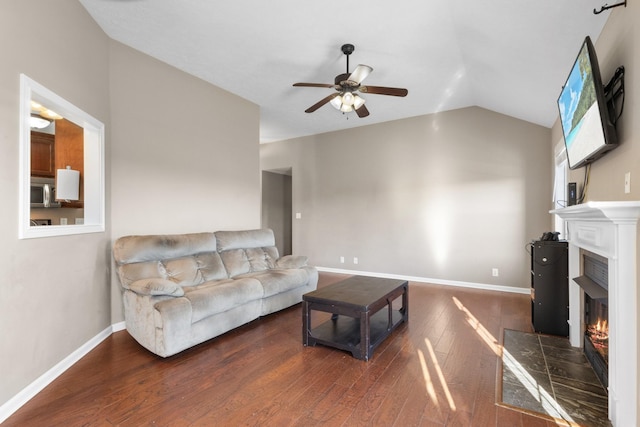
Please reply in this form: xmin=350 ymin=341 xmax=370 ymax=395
xmin=30 ymin=177 xmax=61 ymax=208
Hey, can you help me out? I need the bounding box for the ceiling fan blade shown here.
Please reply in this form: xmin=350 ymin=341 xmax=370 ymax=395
xmin=293 ymin=83 xmax=336 ymax=88
xmin=355 ymin=104 xmax=370 ymax=118
xmin=347 ymin=64 xmax=373 ymax=85
xmin=359 ymin=85 xmax=408 ymax=97
xmin=305 ymin=93 xmax=340 ymax=113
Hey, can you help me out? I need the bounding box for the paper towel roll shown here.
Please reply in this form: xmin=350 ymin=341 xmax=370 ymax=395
xmin=56 ymin=167 xmax=80 ymax=201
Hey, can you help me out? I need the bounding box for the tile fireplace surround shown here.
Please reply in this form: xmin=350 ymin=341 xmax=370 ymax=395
xmin=551 ymin=201 xmax=640 ymax=427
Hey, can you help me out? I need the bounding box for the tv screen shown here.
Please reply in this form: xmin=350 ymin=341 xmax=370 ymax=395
xmin=558 ymin=36 xmax=618 ymax=170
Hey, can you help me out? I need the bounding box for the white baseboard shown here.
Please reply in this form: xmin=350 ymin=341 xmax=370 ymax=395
xmin=112 ymin=320 xmax=126 ymax=332
xmin=0 ymin=322 xmax=125 ymax=424
xmin=316 ymin=267 xmax=531 ymax=295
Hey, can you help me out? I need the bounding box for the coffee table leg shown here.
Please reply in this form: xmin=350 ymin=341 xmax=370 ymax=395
xmin=302 ymin=300 xmax=312 ymax=346
xmin=402 ymin=283 xmax=409 ymax=322
xmin=360 ymin=312 xmax=371 ymax=361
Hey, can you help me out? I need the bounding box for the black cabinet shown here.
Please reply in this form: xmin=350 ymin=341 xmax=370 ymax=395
xmin=530 ymin=240 xmax=569 ymax=336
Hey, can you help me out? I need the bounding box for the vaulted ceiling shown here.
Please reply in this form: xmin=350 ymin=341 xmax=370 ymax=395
xmin=79 ymin=0 xmax=611 ymax=142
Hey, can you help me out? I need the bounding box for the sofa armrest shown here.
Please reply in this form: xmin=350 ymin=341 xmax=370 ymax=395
xmin=126 ymin=278 xmax=185 ymax=297
xmin=275 ymin=255 xmax=308 ymax=269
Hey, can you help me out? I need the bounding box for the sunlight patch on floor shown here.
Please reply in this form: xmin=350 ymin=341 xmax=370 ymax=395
xmin=452 ymin=296 xmax=500 ymax=356
xmin=452 ymin=296 xmax=575 ymax=423
xmin=502 ymin=348 xmax=574 ymax=422
xmin=417 ymin=348 xmax=438 ymax=406
xmin=417 ymin=338 xmax=457 ymax=411
xmin=426 ymin=338 xmax=456 ymax=411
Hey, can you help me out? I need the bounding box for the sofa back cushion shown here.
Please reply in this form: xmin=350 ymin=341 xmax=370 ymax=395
xmin=114 ymin=232 xmax=217 ymax=263
xmin=216 ymin=229 xmax=280 ymax=277
xmin=163 ymin=253 xmax=228 ymax=286
xmin=113 ymin=232 xmax=228 ymax=288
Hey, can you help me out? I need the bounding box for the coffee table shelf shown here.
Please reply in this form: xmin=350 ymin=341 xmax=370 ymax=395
xmin=309 ymin=309 xmax=405 ymax=357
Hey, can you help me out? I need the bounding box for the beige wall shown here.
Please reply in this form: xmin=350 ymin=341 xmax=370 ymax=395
xmin=261 ymin=107 xmax=551 ymax=289
xmin=0 ymin=0 xmax=260 ymax=411
xmin=108 ymin=41 xmax=261 ymax=322
xmin=0 ymin=0 xmax=111 ymax=406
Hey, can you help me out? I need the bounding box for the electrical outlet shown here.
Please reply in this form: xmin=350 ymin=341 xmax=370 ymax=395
xmin=60 ymin=218 xmax=67 ymax=225
xmin=625 ymin=172 xmax=631 ymax=194
xmin=295 ymin=212 xmax=302 ymax=219
xmin=353 ymin=257 xmax=358 ymax=265
xmin=492 ymin=268 xmax=499 ymax=277
xmin=340 ymin=256 xmax=345 ymax=264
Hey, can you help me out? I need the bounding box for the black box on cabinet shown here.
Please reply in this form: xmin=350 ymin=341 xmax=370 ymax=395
xmin=530 ymin=240 xmax=569 ymax=336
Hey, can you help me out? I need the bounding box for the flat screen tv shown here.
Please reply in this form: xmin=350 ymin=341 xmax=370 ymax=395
xmin=557 ymin=36 xmax=618 ymax=170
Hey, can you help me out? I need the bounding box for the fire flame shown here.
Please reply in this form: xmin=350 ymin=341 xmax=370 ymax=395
xmin=588 ymin=319 xmax=609 ymax=345
xmin=595 ymin=319 xmax=607 ymax=333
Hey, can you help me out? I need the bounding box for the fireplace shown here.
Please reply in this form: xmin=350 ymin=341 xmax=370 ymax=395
xmin=585 ymin=294 xmax=608 ymax=386
xmin=550 ymin=201 xmax=640 ymax=427
xmin=577 ymin=250 xmax=609 ymax=387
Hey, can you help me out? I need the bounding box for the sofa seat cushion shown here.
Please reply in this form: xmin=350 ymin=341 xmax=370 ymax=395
xmin=239 ymin=269 xmax=309 ymax=298
xmin=182 ymin=278 xmax=263 ymax=323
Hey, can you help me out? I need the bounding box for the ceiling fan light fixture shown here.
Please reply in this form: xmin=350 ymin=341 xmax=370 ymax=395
xmin=330 ymin=92 xmax=364 ymax=113
xmin=353 ymin=94 xmax=365 ymax=110
xmin=342 ymin=91 xmax=355 ymax=106
xmin=330 ymin=96 xmax=342 ymax=110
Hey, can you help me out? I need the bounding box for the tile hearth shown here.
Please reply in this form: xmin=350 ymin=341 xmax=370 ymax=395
xmin=502 ymin=329 xmax=610 ymax=427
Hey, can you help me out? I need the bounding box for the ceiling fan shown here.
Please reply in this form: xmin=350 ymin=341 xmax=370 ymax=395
xmin=293 ymin=44 xmax=408 ymax=118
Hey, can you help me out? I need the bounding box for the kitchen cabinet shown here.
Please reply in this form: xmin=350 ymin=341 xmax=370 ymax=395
xmin=30 ymin=132 xmax=55 ymax=177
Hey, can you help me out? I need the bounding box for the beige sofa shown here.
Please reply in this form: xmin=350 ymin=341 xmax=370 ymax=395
xmin=113 ymin=229 xmax=318 ymax=357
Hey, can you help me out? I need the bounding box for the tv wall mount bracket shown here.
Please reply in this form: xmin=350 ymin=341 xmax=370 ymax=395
xmin=604 ymin=66 xmax=625 ymax=127
xmin=594 ymin=0 xmax=626 ymax=15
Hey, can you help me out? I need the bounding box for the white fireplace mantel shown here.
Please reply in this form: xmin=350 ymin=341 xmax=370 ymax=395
xmin=550 ymin=201 xmax=640 ymax=427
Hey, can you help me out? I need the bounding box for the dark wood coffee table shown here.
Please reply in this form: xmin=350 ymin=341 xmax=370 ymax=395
xmin=302 ymin=276 xmax=408 ymax=360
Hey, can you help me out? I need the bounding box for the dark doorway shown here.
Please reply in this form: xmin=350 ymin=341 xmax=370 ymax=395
xmin=261 ymin=169 xmax=292 ymax=256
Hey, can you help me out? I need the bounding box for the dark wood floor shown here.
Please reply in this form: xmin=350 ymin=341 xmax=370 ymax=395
xmin=4 ymin=272 xmax=564 ymax=426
